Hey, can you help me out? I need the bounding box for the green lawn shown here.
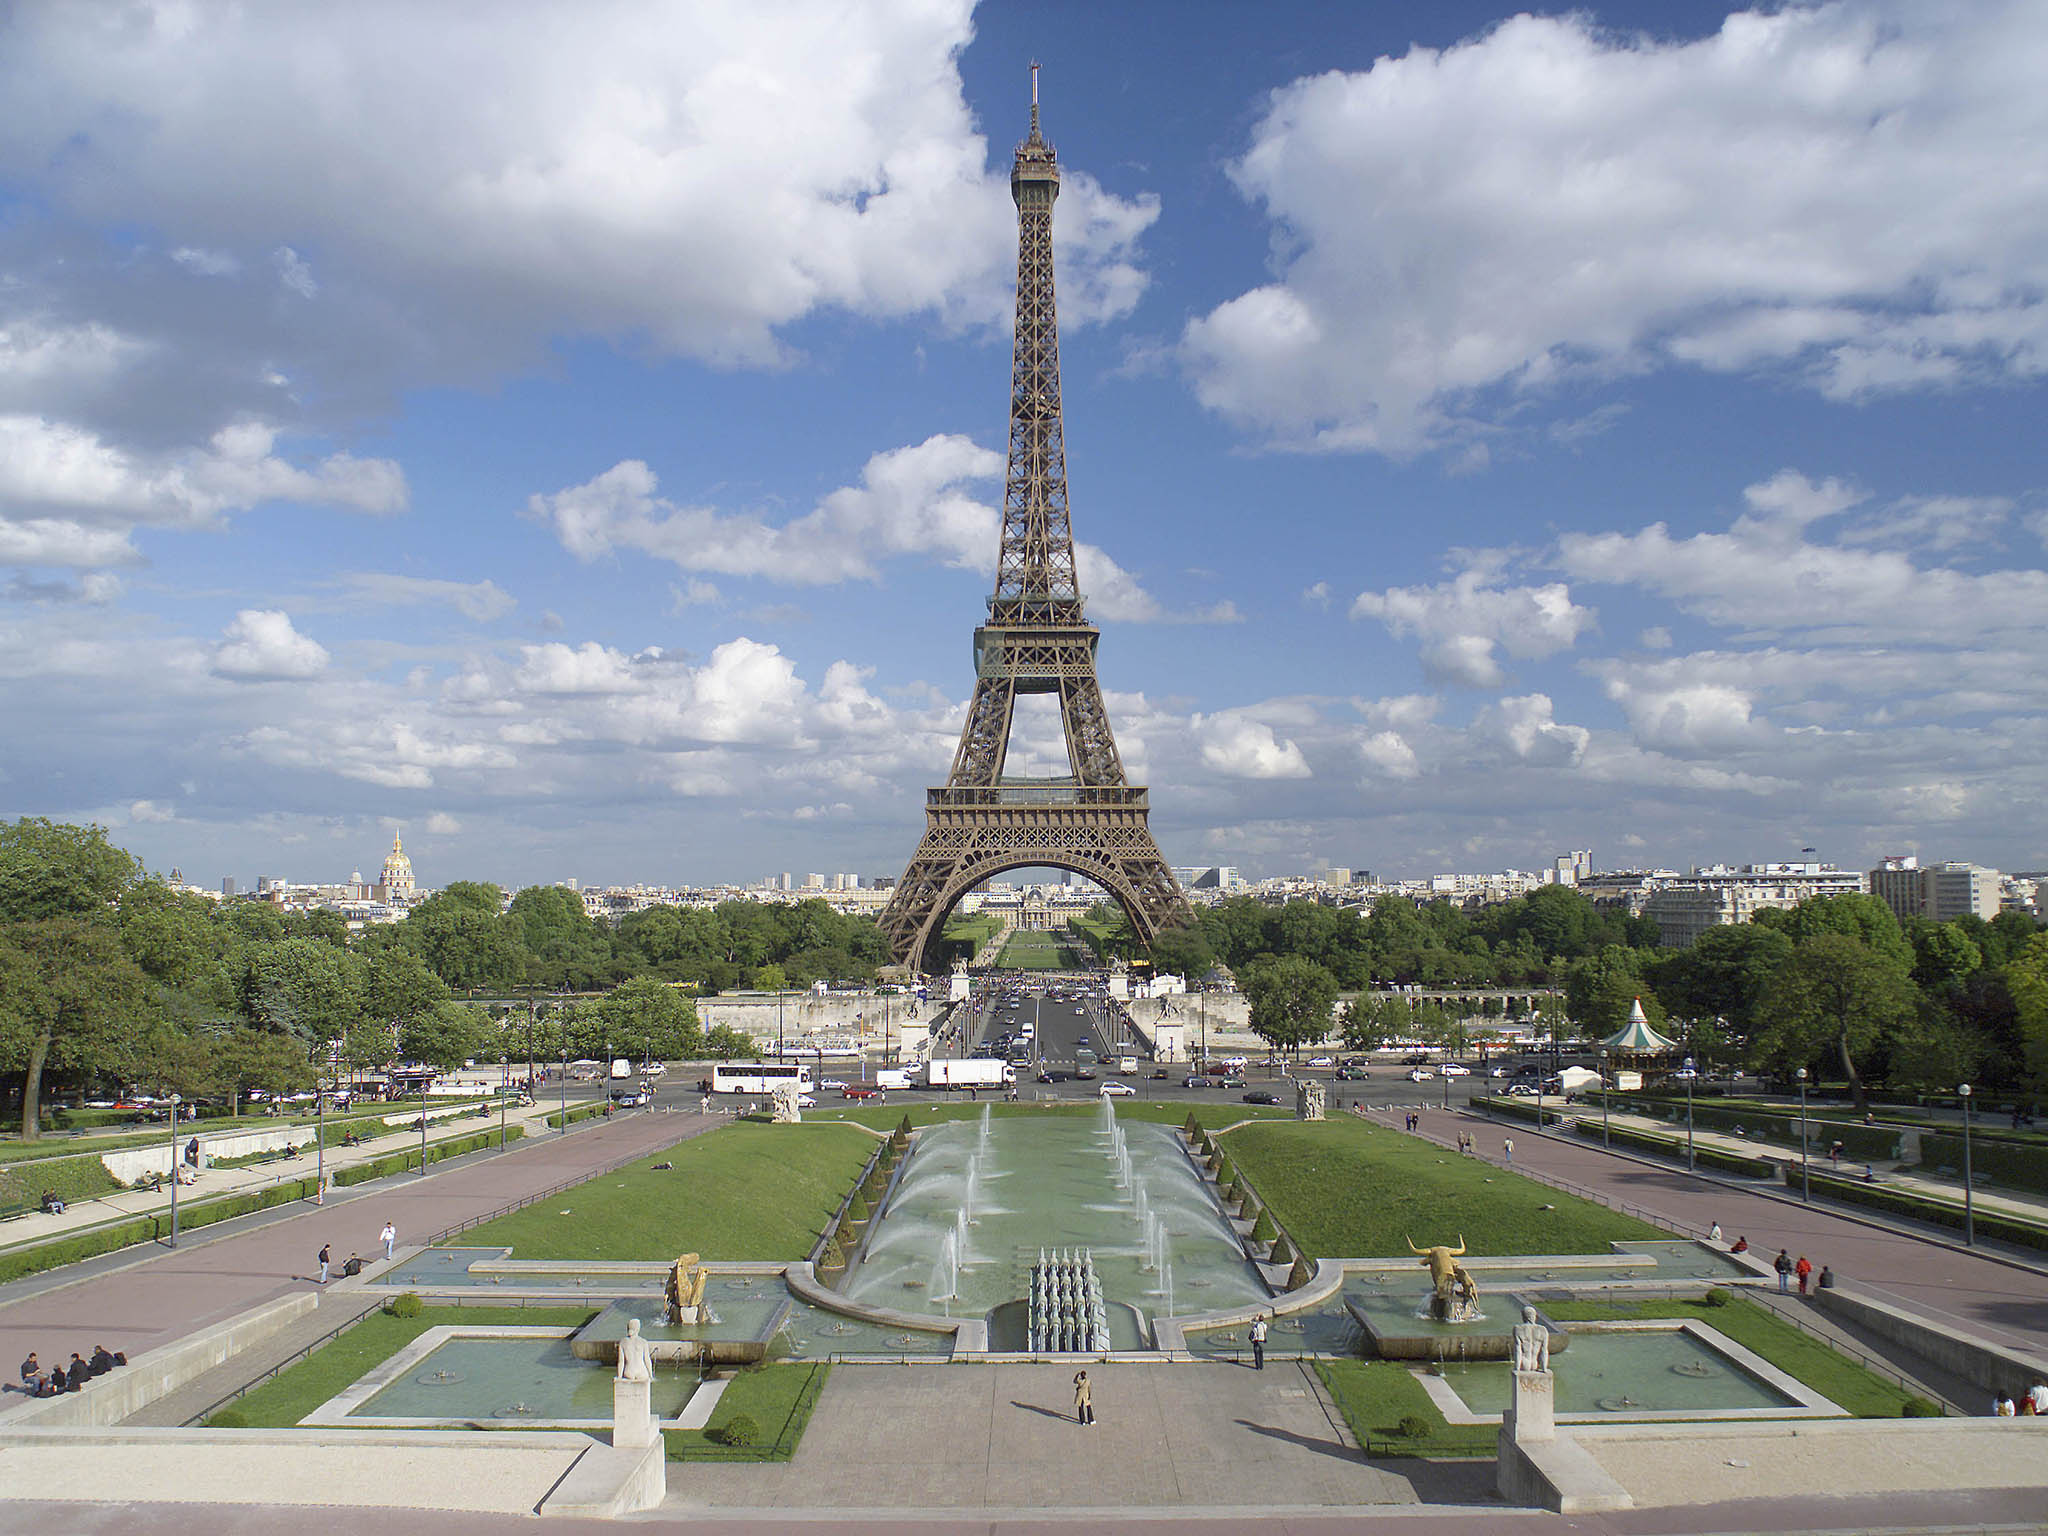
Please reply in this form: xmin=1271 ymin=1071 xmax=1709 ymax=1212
xmin=208 ymin=1305 xmax=599 ymax=1427
xmin=663 ymin=1363 xmax=829 ymax=1459
xmin=1315 ymin=1359 xmax=1495 ymax=1457
xmin=1222 ymin=1117 xmax=1663 ymax=1260
xmin=1539 ymin=1295 xmax=1924 ymax=1416
xmin=994 ymin=927 xmax=1090 ymax=970
xmin=450 ymin=1123 xmax=876 ymax=1261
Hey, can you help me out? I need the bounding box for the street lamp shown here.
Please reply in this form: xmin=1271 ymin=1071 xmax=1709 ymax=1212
xmin=1958 ymin=1082 xmax=1975 ymax=1247
xmin=559 ymin=1040 xmax=569 ymax=1134
xmin=1599 ymin=1048 xmax=1611 ymax=1151
xmin=1795 ymin=1066 xmax=1810 ymax=1203
xmin=314 ymin=1069 xmax=326 ymax=1207
xmin=776 ymin=987 xmax=785 ymax=1062
xmin=418 ymin=1065 xmax=430 ymax=1175
xmin=1683 ymin=1056 xmax=1696 ymax=1172
xmin=166 ymin=1094 xmax=182 ymax=1247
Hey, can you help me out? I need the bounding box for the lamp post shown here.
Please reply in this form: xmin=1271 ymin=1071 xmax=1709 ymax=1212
xmin=1600 ymin=1048 xmax=1611 ymax=1151
xmin=1959 ymin=1082 xmax=1975 ymax=1247
xmin=314 ymin=1070 xmax=326 ymax=1206
xmin=776 ymin=987 xmax=785 ymax=1062
xmin=1795 ymin=1066 xmax=1810 ymax=1203
xmin=1683 ymin=1056 xmax=1696 ymax=1172
xmin=499 ymin=1050 xmax=508 ymax=1150
xmin=166 ymin=1094 xmax=181 ymax=1247
xmin=558 ymin=1041 xmax=568 ymax=1134
xmin=418 ymin=1066 xmax=430 ymax=1175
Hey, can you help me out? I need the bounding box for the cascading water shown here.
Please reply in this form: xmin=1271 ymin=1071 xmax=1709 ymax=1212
xmin=963 ymin=1154 xmax=981 ymax=1225
xmin=930 ymin=1228 xmax=960 ymax=1301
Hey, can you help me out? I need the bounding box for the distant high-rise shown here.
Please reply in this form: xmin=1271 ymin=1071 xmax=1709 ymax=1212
xmin=1869 ymin=857 xmax=2001 ymax=924
xmin=222 ymin=876 xmax=237 ymax=898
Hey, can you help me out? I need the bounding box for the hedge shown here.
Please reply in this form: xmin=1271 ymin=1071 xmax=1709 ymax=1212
xmin=1570 ymin=1118 xmax=1778 ymax=1178
xmin=1807 ymin=1171 xmax=2048 ymax=1253
xmin=331 ymin=1125 xmax=522 ymax=1187
xmin=544 ymin=1102 xmax=607 ymax=1130
xmin=1481 ymin=1095 xmax=1571 ymax=1129
xmin=1915 ymin=1132 xmax=2048 ymax=1195
xmin=0 ymin=1175 xmax=322 ymax=1284
xmin=1606 ymin=1096 xmax=1899 ymax=1163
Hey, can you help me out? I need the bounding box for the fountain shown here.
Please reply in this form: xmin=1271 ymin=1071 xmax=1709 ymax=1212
xmin=931 ymin=1228 xmax=961 ymax=1301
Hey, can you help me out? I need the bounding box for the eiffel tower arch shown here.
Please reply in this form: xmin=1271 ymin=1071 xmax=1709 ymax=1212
xmin=879 ymin=71 xmax=1191 ymax=973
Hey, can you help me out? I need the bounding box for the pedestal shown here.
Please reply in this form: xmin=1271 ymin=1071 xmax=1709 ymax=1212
xmin=612 ymin=1375 xmax=658 ymax=1449
xmin=1505 ymin=1367 xmax=1554 ymax=1444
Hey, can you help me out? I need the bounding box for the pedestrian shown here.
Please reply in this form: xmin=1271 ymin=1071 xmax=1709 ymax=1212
xmin=318 ymin=1242 xmax=332 ymax=1284
xmin=1731 ymin=1235 xmax=1749 ymax=1253
xmin=1829 ymin=1140 xmax=1843 ymax=1167
xmin=1817 ymin=1265 xmax=1835 ymax=1290
xmin=1795 ymin=1254 xmax=1812 ymax=1295
xmin=1503 ymin=1136 xmax=1514 ymax=1166
xmin=1073 ymin=1369 xmax=1094 ymax=1426
xmin=699 ymin=1095 xmax=710 ymax=1115
xmin=2029 ymin=1380 xmax=2048 ymax=1416
xmin=1993 ymin=1390 xmax=2016 ymax=1416
xmin=1250 ymin=1314 xmax=1268 ymax=1371
xmin=1774 ymin=1249 xmax=1792 ymax=1293
xmin=380 ymin=1221 xmax=396 ymax=1260
xmin=18 ymin=1352 xmax=43 ymax=1393
xmin=1708 ymin=1221 xmax=1722 ymax=1243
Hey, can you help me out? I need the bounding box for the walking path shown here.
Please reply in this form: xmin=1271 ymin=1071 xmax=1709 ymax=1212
xmin=1 ymin=1094 xmax=583 ymax=1255
xmin=1377 ymin=1105 xmax=2048 ymax=1364
xmin=0 ymin=1107 xmax=714 ymax=1382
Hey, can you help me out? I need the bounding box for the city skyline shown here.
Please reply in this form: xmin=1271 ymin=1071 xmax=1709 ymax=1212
xmin=3 ymin=2 xmax=2044 ymax=888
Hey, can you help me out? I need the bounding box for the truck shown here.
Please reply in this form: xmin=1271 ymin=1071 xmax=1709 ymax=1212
xmin=924 ymin=1058 xmax=1015 ymax=1089
xmin=875 ymin=1068 xmax=915 ymax=1091
xmin=1115 ymin=1054 xmax=1139 ymax=1074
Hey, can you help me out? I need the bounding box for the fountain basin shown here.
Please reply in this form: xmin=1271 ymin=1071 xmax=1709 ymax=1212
xmin=1346 ymin=1289 xmax=1570 ymax=1362
xmin=573 ymin=1290 xmax=790 ymax=1367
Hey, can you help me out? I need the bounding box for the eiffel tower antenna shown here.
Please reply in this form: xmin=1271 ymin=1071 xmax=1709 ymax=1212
xmin=879 ymin=71 xmax=1190 ymax=972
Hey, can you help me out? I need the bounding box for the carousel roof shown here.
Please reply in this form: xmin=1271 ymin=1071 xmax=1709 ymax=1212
xmin=1601 ymin=997 xmax=1679 ymax=1054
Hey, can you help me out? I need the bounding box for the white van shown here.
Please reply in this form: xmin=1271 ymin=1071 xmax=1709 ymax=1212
xmin=609 ymin=1058 xmax=632 ymax=1081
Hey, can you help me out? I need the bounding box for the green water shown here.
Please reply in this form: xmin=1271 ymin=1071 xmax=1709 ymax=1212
xmin=1439 ymin=1328 xmax=1797 ymax=1415
xmin=354 ymin=1334 xmax=697 ymax=1420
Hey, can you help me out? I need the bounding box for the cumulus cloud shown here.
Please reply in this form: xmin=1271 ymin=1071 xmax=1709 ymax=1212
xmin=1181 ymin=5 xmax=2048 ymax=453
xmin=535 ymin=434 xmax=1225 ymax=624
xmin=212 ymin=609 xmax=329 ymax=680
xmin=0 ymin=0 xmax=1157 ymax=431
xmin=1193 ymin=713 xmax=1312 ymax=779
xmin=1352 ymin=568 xmax=1593 ymax=687
xmin=424 ymin=812 xmax=462 ymax=836
xmin=1357 ymin=729 xmax=1420 ymax=779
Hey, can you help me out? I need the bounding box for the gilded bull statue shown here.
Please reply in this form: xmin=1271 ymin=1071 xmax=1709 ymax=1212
xmin=1407 ymin=1235 xmax=1481 ymax=1322
xmin=665 ymin=1253 xmax=710 ymax=1325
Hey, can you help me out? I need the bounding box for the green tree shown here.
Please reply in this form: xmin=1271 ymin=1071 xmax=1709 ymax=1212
xmin=238 ymin=937 xmax=364 ymax=1043
xmin=1648 ymin=923 xmax=1792 ymax=1050
xmin=400 ymin=1001 xmax=487 ymax=1070
xmin=1565 ymin=944 xmax=1663 ymax=1039
xmin=1240 ymin=956 xmax=1339 ymax=1058
xmin=1755 ymin=932 xmax=1918 ymax=1110
xmin=216 ymin=1026 xmax=315 ymax=1113
xmin=392 ymin=883 xmax=524 ymax=992
xmin=593 ymin=975 xmax=702 ymax=1060
xmin=1148 ymin=921 xmax=1215 ymax=983
xmin=1756 ymin=892 xmax=1912 ymax=969
xmin=507 ymin=885 xmax=615 ymax=990
xmin=0 ymin=919 xmax=152 ymax=1136
xmin=703 ymin=1023 xmax=755 ymax=1059
xmin=2009 ymin=932 xmax=2048 ymax=1095
xmin=0 ymin=818 xmax=144 ymax=922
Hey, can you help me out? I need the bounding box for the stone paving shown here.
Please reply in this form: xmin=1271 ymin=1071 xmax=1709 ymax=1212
xmin=671 ymin=1362 xmax=1482 ymax=1511
xmin=0 ymin=1108 xmax=712 ymax=1382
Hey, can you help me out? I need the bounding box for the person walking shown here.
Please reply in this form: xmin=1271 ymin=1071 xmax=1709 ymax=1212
xmin=1503 ymin=1136 xmax=1514 ymax=1166
xmin=1774 ymin=1249 xmax=1792 ymax=1293
xmin=318 ymin=1242 xmax=332 ymax=1285
xmin=1250 ymin=1314 xmax=1268 ymax=1371
xmin=381 ymin=1221 xmax=397 ymax=1260
xmin=1073 ymin=1369 xmax=1094 ymax=1426
xmin=1794 ymin=1254 xmax=1813 ymax=1295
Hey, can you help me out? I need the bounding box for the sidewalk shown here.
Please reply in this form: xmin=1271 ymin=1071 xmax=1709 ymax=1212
xmin=1 ymin=1096 xmax=581 ymax=1256
xmin=1552 ymin=1102 xmax=2048 ymax=1235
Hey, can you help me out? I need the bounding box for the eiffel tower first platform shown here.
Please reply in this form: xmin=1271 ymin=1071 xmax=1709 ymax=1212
xmin=879 ymin=72 xmax=1191 ymax=973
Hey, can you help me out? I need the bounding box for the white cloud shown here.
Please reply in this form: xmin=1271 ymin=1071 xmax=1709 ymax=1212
xmin=212 ymin=609 xmax=329 ymax=680
xmin=1558 ymin=470 xmax=2048 ymax=642
xmin=1839 ymin=494 xmax=2013 ymax=553
xmin=1181 ymin=5 xmax=2048 ymax=453
xmin=514 ymin=642 xmax=642 ymax=696
xmin=1352 ymin=568 xmax=1593 ymax=686
xmin=128 ymin=799 xmax=175 ymax=823
xmin=1192 ymin=712 xmax=1312 ymax=779
xmin=1475 ymin=694 xmax=1589 ymax=767
xmin=424 ymin=812 xmax=462 ymax=836
xmin=339 ymin=573 xmax=515 ymax=623
xmin=0 ymin=1 xmax=1156 ymax=418
xmin=1302 ymin=580 xmax=1331 ymax=609
xmin=1640 ymin=627 xmax=1673 ymax=651
xmin=1358 ymin=729 xmax=1420 ymax=779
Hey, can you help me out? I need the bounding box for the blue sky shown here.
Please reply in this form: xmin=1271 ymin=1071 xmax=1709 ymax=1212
xmin=2 ymin=0 xmax=2043 ymax=891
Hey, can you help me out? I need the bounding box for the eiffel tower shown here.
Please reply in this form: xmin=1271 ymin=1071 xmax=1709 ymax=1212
xmin=879 ymin=70 xmax=1190 ymax=972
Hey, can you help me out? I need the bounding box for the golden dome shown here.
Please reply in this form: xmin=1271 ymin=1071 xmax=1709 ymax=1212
xmin=381 ymin=833 xmax=414 ymax=888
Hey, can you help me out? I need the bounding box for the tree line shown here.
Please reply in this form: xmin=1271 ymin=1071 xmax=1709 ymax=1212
xmin=1121 ymin=887 xmax=2047 ymax=1108
xmin=0 ymin=820 xmax=880 ymax=1137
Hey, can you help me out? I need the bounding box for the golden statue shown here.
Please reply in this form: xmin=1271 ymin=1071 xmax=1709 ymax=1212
xmin=1406 ymin=1235 xmax=1480 ymax=1322
xmin=665 ymin=1252 xmax=709 ymax=1325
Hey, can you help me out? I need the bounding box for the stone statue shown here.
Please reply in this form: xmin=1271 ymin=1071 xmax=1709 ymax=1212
xmin=1512 ymin=1305 xmax=1549 ymax=1373
xmin=1406 ymin=1235 xmax=1475 ymax=1321
xmin=665 ymin=1253 xmax=709 ymax=1325
xmin=771 ymin=1082 xmax=803 ymax=1123
xmin=1294 ymin=1079 xmax=1326 ymax=1122
xmin=616 ymin=1316 xmax=655 ymax=1382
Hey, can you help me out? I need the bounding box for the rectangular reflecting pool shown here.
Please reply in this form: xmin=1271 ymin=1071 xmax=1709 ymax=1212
xmin=351 ymin=1333 xmax=697 ymax=1423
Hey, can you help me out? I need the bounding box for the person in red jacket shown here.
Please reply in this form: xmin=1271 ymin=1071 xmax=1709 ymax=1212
xmin=1794 ymin=1254 xmax=1813 ymax=1295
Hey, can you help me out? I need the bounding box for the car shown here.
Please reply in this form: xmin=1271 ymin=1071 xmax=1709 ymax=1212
xmin=1406 ymin=1067 xmax=1434 ymax=1082
xmin=1307 ymin=1056 xmax=1335 ymax=1068
xmin=1213 ymin=1074 xmax=1245 ymax=1088
xmin=820 ymin=1078 xmax=848 ymax=1090
xmin=1242 ymin=1090 xmax=1282 ymax=1105
xmin=1505 ymin=1082 xmax=1537 ymax=1096
xmin=1672 ymin=1067 xmax=1698 ymax=1080
xmin=1335 ymin=1065 xmax=1368 ymax=1081
xmin=798 ymin=1094 xmax=817 ymax=1108
xmin=1487 ymin=1065 xmax=1511 ymax=1078
xmin=1075 ymin=1068 xmax=1097 ymax=1081
xmin=1183 ymin=1074 xmax=1213 ymax=1089
xmin=841 ymin=1085 xmax=880 ymax=1100
xmin=641 ymin=1062 xmax=668 ymax=1075
xmin=1038 ymin=1069 xmax=1071 ymax=1083
xmin=1149 ymin=1068 xmax=1170 ymax=1080
xmin=1438 ymin=1063 xmax=1471 ymax=1077
xmin=1402 ymin=1052 xmax=1430 ymax=1065
xmin=1098 ymin=1081 xmax=1134 ymax=1097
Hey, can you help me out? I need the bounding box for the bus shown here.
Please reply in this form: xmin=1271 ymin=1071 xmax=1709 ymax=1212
xmin=709 ymin=1062 xmax=815 ymax=1095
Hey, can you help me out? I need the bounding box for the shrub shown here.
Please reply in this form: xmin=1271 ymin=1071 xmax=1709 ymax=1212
xmin=818 ymin=1238 xmax=845 ymax=1269
xmin=896 ymin=1115 xmax=914 ymax=1140
xmin=716 ymin=1412 xmax=761 ymax=1446
xmin=386 ymin=1292 xmax=424 ymax=1318
xmin=1703 ymin=1288 xmax=1732 ymax=1308
xmin=1397 ymin=1413 xmax=1433 ymax=1440
xmin=1250 ymin=1209 xmax=1277 ymax=1244
xmin=1901 ymin=1397 xmax=1943 ymax=1418
xmin=847 ymin=1195 xmax=870 ymax=1221
xmin=207 ymin=1407 xmax=251 ymax=1428
xmin=1184 ymin=1112 xmax=1200 ymax=1137
xmin=1288 ymin=1256 xmax=1315 ymax=1290
xmin=1268 ymin=1233 xmax=1295 ymax=1266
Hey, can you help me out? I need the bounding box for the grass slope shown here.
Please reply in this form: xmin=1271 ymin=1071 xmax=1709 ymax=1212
xmin=663 ymin=1363 xmax=829 ymax=1460
xmin=452 ymin=1122 xmax=875 ymax=1262
xmin=1315 ymin=1360 xmax=1494 ymax=1457
xmin=1223 ymin=1117 xmax=1662 ymax=1259
xmin=210 ymin=1305 xmax=599 ymax=1428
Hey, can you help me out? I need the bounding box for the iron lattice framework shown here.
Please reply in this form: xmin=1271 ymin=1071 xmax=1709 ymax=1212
xmin=879 ymin=76 xmax=1190 ymax=972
